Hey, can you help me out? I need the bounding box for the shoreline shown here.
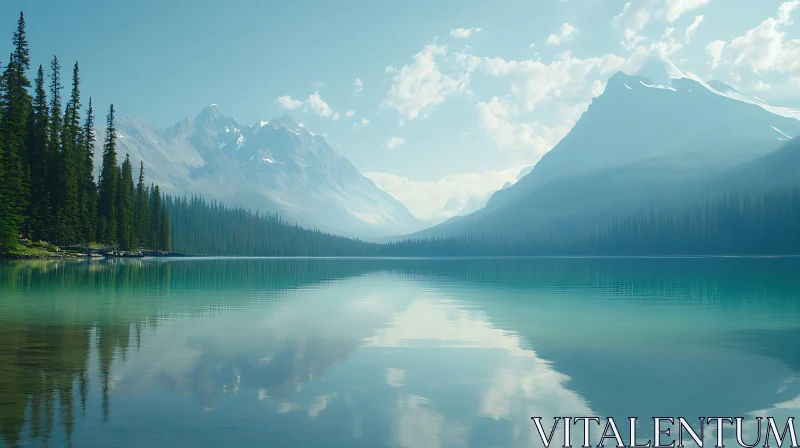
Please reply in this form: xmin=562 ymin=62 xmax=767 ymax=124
xmin=0 ymin=241 xmax=188 ymax=260
xmin=3 ymin=253 xmax=799 ymax=261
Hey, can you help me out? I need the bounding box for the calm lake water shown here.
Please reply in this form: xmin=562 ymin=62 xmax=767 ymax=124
xmin=1 ymin=257 xmax=799 ymax=448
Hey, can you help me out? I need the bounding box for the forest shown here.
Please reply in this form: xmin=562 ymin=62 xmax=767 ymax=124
xmin=2 ymin=12 xmax=799 ymax=258
xmin=0 ymin=13 xmax=169 ymax=254
xmin=164 ymin=185 xmax=800 ymax=257
xmin=381 ymin=186 xmax=800 ymax=257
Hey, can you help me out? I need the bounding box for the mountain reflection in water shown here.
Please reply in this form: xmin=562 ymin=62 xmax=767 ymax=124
xmin=1 ymin=257 xmax=799 ymax=448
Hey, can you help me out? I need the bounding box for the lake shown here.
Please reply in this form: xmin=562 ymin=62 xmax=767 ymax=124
xmin=1 ymin=257 xmax=799 ymax=448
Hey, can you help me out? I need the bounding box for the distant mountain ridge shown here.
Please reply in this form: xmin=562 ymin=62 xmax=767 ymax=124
xmin=103 ymin=106 xmax=422 ymax=237
xmin=413 ymin=57 xmax=800 ymax=239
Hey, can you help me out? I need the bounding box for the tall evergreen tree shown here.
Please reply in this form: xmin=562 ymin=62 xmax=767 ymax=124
xmin=54 ymin=62 xmax=82 ymax=245
xmin=0 ymin=61 xmax=5 ymax=247
xmin=116 ymin=153 xmax=134 ymax=250
xmin=26 ymin=65 xmax=51 ymax=241
xmin=0 ymin=13 xmax=32 ymax=248
xmin=46 ymin=55 xmax=62 ymax=241
xmin=134 ymin=162 xmax=148 ymax=248
xmin=79 ymin=97 xmax=97 ymax=244
xmin=160 ymin=199 xmax=171 ymax=252
xmin=97 ymin=104 xmax=118 ymax=245
xmin=149 ymin=184 xmax=162 ymax=250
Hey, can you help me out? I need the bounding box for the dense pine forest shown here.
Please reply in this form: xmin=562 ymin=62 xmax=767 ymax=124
xmin=0 ymin=13 xmax=169 ymax=254
xmin=167 ymin=195 xmax=379 ymax=256
xmin=163 ymin=185 xmax=800 ymax=257
xmin=381 ymin=187 xmax=800 ymax=257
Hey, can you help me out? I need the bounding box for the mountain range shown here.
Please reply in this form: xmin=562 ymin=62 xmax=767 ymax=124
xmin=99 ymin=56 xmax=800 ymax=242
xmin=103 ymin=107 xmax=422 ymax=238
xmin=413 ymin=57 xmax=800 ymax=239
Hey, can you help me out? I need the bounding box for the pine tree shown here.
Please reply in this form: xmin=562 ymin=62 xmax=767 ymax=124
xmin=97 ymin=104 xmax=118 ymax=245
xmin=55 ymin=62 xmax=81 ymax=245
xmin=116 ymin=153 xmax=134 ymax=250
xmin=0 ymin=61 xmax=5 ymax=248
xmin=26 ymin=65 xmax=51 ymax=241
xmin=0 ymin=13 xmax=32 ymax=248
xmin=160 ymin=199 xmax=170 ymax=251
xmin=79 ymin=97 xmax=96 ymax=244
xmin=150 ymin=184 xmax=162 ymax=249
xmin=134 ymin=162 xmax=148 ymax=248
xmin=46 ymin=55 xmax=62 ymax=241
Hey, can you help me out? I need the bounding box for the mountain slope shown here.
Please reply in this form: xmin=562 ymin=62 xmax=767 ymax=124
xmin=413 ymin=59 xmax=800 ymax=239
xmin=106 ymin=106 xmax=422 ymax=237
xmin=713 ymin=135 xmax=800 ymax=191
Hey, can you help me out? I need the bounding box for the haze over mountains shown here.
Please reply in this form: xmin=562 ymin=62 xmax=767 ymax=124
xmin=415 ymin=57 xmax=800 ymax=238
xmin=103 ymin=106 xmax=422 ymax=238
xmin=96 ymin=56 xmax=800 ymax=242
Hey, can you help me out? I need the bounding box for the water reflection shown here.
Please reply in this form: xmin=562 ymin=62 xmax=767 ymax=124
xmin=0 ymin=257 xmax=799 ymax=448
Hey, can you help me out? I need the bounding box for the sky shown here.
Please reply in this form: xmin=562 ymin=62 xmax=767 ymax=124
xmin=2 ymin=0 xmax=799 ymax=220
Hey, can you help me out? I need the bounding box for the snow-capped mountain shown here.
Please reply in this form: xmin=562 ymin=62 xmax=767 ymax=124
xmin=105 ymin=106 xmax=422 ymax=237
xmin=414 ymin=57 xmax=800 ymax=238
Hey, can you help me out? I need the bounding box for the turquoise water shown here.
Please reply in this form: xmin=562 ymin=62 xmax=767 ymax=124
xmin=1 ymin=257 xmax=799 ymax=448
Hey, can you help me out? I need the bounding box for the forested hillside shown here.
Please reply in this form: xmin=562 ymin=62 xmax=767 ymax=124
xmin=382 ymin=187 xmax=800 ymax=257
xmin=167 ymin=195 xmax=380 ymax=256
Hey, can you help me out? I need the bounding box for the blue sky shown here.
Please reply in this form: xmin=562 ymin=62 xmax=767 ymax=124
xmin=2 ymin=0 xmax=798 ymax=219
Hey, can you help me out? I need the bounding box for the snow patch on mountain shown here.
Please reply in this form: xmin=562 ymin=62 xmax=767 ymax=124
xmin=773 ymin=127 xmax=792 ymax=139
xmin=639 ymin=80 xmax=677 ymax=92
xmin=102 ymin=108 xmax=422 ymax=237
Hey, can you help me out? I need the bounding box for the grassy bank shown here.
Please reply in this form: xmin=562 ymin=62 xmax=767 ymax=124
xmin=0 ymin=240 xmax=184 ymax=260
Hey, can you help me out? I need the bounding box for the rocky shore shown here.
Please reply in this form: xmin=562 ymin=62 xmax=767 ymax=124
xmin=1 ymin=240 xmax=188 ymax=260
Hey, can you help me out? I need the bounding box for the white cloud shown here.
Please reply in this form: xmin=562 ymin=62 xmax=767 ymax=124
xmin=385 ymin=65 xmax=396 ymax=73
xmin=685 ymin=15 xmax=704 ymax=43
xmin=613 ymin=2 xmax=633 ymax=26
xmin=706 ymin=40 xmax=725 ymax=70
xmin=480 ymin=51 xmax=625 ymax=112
xmin=591 ymin=80 xmax=607 ymax=97
xmin=381 ymin=43 xmax=472 ymax=120
xmin=354 ymin=77 xmax=363 ymax=93
xmin=664 ymin=0 xmax=711 ymax=23
xmin=450 ymin=27 xmax=483 ymax=38
xmin=475 ymin=96 xmax=573 ymax=160
xmin=308 ymin=92 xmax=334 ymax=117
xmin=779 ymin=0 xmax=800 ymax=24
xmin=475 ymin=39 xmax=682 ymax=164
xmin=275 ymin=95 xmax=303 ymax=110
xmin=614 ymin=3 xmax=652 ymax=32
xmin=364 ymin=166 xmax=524 ymax=221
xmin=709 ymin=1 xmax=800 ymax=74
xmin=345 ymin=109 xmax=355 ymax=119
xmin=613 ymin=0 xmax=709 ymax=32
xmin=386 ymin=137 xmax=405 ymax=149
xmin=332 ymin=112 xmax=341 ymax=121
xmin=354 ymin=117 xmax=371 ymax=129
xmin=622 ymin=28 xmax=648 ymax=50
xmin=547 ymin=23 xmax=577 ymax=45
xmin=753 ymin=80 xmax=772 ymax=91
xmin=454 ymin=45 xmax=482 ymax=72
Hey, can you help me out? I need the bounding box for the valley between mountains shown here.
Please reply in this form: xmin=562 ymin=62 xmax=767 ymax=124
xmin=107 ymin=56 xmax=800 ymax=245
